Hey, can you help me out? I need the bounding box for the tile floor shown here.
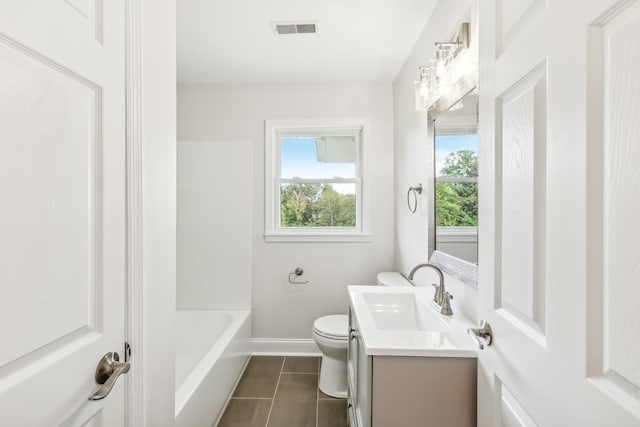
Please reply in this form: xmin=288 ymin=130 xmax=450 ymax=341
xmin=217 ymin=356 xmax=347 ymax=427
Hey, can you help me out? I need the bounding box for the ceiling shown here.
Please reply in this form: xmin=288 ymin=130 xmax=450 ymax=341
xmin=177 ymin=0 xmax=439 ymax=84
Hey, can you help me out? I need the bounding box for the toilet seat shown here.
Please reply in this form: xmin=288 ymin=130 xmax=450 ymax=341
xmin=313 ymin=314 xmax=348 ymax=341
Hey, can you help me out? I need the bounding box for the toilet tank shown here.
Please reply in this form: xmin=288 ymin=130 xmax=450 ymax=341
xmin=376 ymin=272 xmax=412 ymax=287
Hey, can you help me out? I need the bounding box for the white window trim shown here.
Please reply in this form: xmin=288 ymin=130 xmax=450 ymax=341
xmin=436 ymin=226 xmax=478 ymax=243
xmin=436 ymin=176 xmax=478 ymax=183
xmin=264 ymin=118 xmax=372 ymax=243
xmin=435 ymin=122 xmax=477 ymax=136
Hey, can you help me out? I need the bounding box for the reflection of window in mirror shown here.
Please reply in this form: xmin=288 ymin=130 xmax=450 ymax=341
xmin=434 ymin=92 xmax=478 ymax=264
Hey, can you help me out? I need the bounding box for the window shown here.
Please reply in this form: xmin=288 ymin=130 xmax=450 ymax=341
xmin=434 ymin=127 xmax=478 ymax=240
xmin=265 ymin=119 xmax=371 ymax=242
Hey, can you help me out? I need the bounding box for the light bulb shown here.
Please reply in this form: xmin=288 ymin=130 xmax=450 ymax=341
xmin=419 ymin=83 xmax=429 ymax=97
xmin=435 ymin=49 xmax=449 ymax=77
xmin=414 ymin=80 xmax=429 ymax=112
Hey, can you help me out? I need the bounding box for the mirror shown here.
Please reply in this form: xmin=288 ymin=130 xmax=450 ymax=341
xmin=427 ymin=88 xmax=479 ymax=287
xmin=434 ymin=91 xmax=478 ymax=264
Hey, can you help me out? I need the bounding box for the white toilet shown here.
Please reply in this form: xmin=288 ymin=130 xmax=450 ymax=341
xmin=312 ymin=272 xmax=411 ymax=398
xmin=312 ymin=314 xmax=349 ymax=398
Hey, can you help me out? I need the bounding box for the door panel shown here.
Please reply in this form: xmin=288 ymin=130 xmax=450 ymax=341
xmin=63 ymin=0 xmax=103 ymax=43
xmin=479 ymin=0 xmax=640 ymax=425
xmin=0 ymin=36 xmax=100 ymax=368
xmin=587 ymin=0 xmax=640 ymax=415
xmin=496 ymin=63 xmax=547 ymax=339
xmin=601 ymin=4 xmax=640 ymax=392
xmin=0 ymin=1 xmax=125 ymax=426
xmin=499 ymin=380 xmax=537 ymax=427
xmin=497 ymin=0 xmax=546 ymax=54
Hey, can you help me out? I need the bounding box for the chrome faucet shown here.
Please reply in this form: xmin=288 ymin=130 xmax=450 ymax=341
xmin=407 ymin=263 xmax=452 ymax=315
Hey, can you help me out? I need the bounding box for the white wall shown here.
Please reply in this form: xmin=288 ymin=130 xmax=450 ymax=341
xmin=177 ymin=140 xmax=252 ymax=310
xmin=177 ymin=83 xmax=395 ymax=339
xmin=139 ymin=0 xmax=176 ymax=424
xmin=392 ymin=0 xmax=479 ymax=322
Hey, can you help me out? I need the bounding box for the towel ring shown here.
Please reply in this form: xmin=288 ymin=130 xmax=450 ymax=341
xmin=407 ymin=184 xmax=423 ymax=214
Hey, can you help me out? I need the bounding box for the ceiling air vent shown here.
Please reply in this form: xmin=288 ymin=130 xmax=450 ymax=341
xmin=272 ymin=22 xmax=318 ymax=35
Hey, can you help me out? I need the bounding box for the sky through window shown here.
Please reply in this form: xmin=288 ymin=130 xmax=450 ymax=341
xmin=280 ymin=137 xmax=356 ymax=194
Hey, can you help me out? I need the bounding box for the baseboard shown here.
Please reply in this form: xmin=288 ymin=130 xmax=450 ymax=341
xmin=251 ymin=338 xmax=321 ymax=356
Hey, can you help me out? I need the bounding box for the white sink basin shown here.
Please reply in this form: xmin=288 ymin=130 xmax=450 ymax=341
xmin=362 ymin=292 xmax=449 ymax=332
xmin=348 ymin=285 xmax=477 ymax=358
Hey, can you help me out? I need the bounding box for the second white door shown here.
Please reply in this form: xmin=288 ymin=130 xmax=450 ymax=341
xmin=478 ymin=0 xmax=640 ymax=425
xmin=0 ymin=1 xmax=127 ymax=425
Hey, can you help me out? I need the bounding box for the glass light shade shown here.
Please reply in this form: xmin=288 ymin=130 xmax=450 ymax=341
xmin=434 ymin=74 xmax=453 ymax=98
xmin=447 ymin=48 xmax=476 ymax=84
xmin=435 ymin=48 xmax=451 ymax=77
xmin=414 ymin=80 xmax=429 ymax=111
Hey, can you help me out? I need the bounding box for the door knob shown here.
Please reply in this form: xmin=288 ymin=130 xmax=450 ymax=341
xmin=467 ymin=320 xmax=492 ymax=350
xmin=89 ymin=352 xmax=131 ymax=401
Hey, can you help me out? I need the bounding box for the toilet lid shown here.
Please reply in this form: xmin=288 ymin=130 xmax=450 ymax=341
xmin=313 ymin=314 xmax=348 ymax=339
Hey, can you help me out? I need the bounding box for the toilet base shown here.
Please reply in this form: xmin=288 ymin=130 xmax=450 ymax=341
xmin=318 ymin=355 xmax=347 ymax=398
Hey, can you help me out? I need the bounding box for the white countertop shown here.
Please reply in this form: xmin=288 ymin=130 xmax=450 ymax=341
xmin=348 ymin=285 xmax=478 ymax=358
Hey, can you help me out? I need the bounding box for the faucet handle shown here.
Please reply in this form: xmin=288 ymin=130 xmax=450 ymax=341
xmin=440 ymin=292 xmax=453 ymax=316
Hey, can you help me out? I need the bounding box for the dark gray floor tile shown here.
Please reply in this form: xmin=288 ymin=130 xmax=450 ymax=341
xmin=233 ymin=356 xmax=284 ymax=398
xmin=282 ymin=356 xmax=320 ymax=373
xmin=217 ymin=398 xmax=272 ymax=427
xmin=317 ymin=400 xmax=348 ymax=427
xmin=267 ymin=373 xmax=318 ymax=427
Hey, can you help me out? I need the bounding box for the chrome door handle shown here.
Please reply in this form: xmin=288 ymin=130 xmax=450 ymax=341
xmin=467 ymin=320 xmax=492 ymax=350
xmin=89 ymin=352 xmax=130 ymax=401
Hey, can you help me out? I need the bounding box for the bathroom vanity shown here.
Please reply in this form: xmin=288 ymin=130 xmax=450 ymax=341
xmin=347 ymin=286 xmax=477 ymax=427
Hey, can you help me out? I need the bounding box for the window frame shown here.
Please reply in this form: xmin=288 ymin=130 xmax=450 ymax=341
xmin=265 ymin=119 xmax=371 ymax=242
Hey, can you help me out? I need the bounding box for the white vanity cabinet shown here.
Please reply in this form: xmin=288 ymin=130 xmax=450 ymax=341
xmin=347 ymin=304 xmax=477 ymax=427
xmin=347 ymin=308 xmax=371 ymax=427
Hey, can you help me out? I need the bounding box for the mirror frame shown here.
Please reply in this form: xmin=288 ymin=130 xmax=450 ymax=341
xmin=427 ymin=78 xmax=478 ymax=288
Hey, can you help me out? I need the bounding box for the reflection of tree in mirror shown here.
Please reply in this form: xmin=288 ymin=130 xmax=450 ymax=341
xmin=436 ymin=149 xmax=478 ymax=227
xmin=281 ymin=184 xmax=356 ymax=227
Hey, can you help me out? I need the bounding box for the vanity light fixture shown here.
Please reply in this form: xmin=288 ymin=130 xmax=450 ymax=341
xmin=414 ymin=22 xmax=475 ymax=112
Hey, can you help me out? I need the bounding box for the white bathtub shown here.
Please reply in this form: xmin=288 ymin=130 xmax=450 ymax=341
xmin=175 ymin=309 xmax=251 ymax=427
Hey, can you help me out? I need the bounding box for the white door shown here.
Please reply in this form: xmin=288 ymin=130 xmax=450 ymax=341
xmin=0 ymin=1 xmax=127 ymax=426
xmin=477 ymin=0 xmax=640 ymax=425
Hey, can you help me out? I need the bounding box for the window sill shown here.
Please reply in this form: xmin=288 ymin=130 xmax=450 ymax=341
xmin=436 ymin=226 xmax=478 ymax=243
xmin=264 ymin=233 xmax=372 ymax=243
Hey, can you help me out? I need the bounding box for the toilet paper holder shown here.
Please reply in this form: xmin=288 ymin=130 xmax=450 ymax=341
xmin=289 ymin=267 xmax=309 ymax=284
